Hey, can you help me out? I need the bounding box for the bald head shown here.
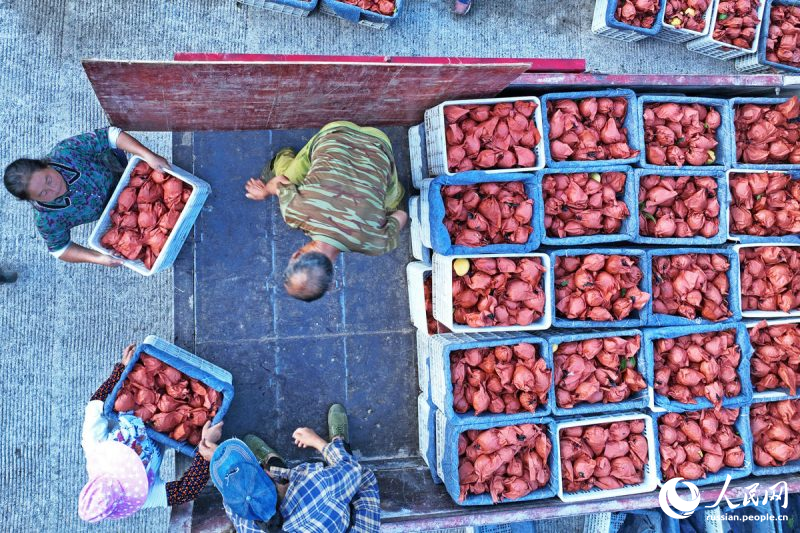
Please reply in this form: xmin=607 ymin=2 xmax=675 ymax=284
xmin=283 ymin=251 xmax=333 ymax=302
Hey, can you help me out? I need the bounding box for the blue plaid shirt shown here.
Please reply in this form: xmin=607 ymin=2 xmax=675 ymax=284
xmin=223 ymin=439 xmax=380 ymax=533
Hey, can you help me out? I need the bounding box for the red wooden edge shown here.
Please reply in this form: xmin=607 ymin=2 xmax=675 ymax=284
xmin=172 ymin=53 xmax=586 ymax=74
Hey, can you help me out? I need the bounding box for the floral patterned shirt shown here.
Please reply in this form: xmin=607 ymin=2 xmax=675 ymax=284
xmin=33 ymin=127 xmax=126 ymax=253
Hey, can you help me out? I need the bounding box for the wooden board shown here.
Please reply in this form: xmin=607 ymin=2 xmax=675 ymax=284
xmin=82 ymin=59 xmax=533 ymax=131
xmin=172 ymin=52 xmax=586 ymax=73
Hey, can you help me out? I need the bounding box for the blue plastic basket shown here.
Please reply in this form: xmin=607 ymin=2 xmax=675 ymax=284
xmin=417 ymin=393 xmax=443 ymax=484
xmin=319 ymin=0 xmax=403 ymax=28
xmin=541 ymin=89 xmax=641 ymax=168
xmin=651 ymin=406 xmax=753 ymax=487
xmin=751 ymin=397 xmax=800 ymax=476
xmin=728 ymin=170 xmax=800 ymax=243
xmin=730 ymin=97 xmax=800 ymax=170
xmin=747 ymin=319 xmax=800 ymax=402
xmin=423 ymin=171 xmax=544 ymax=255
xmin=550 ymin=248 xmax=650 ymax=328
xmin=88 ymin=155 xmax=211 ymax=276
xmin=591 ymin=0 xmax=667 ymax=40
xmin=435 ymin=411 xmax=558 ymax=506
xmin=642 ymin=322 xmax=753 ymax=412
xmin=755 ymin=0 xmax=800 ymax=74
xmin=632 ymin=168 xmax=729 ymax=246
xmin=238 ymin=0 xmax=317 ymax=15
xmin=539 ymin=165 xmax=638 ymax=246
xmin=636 ymin=95 xmax=732 ymax=171
xmin=548 ymin=329 xmax=648 ymax=416
xmin=646 ymin=247 xmax=741 ymax=327
xmin=428 ymin=333 xmax=552 ymax=422
xmin=103 ymin=335 xmax=235 ymax=456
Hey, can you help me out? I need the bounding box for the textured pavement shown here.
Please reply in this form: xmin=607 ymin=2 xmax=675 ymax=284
xmin=0 ymin=0 xmax=736 ymax=531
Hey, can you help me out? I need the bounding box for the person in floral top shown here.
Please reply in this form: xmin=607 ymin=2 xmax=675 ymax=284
xmin=3 ymin=127 xmax=169 ymax=266
xmin=79 ymin=343 xmax=223 ymax=523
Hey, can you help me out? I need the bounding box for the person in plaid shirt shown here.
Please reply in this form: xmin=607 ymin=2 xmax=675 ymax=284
xmin=209 ymin=404 xmax=380 ymax=533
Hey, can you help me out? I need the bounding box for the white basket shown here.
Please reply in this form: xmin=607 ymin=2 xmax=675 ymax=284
xmin=555 ymin=413 xmax=658 ymax=503
xmin=418 ymin=392 xmax=436 ymax=469
xmin=591 ymin=0 xmax=652 ymax=41
xmin=237 ymin=0 xmax=314 ymax=16
xmin=417 ymin=329 xmax=432 ymax=393
xmin=419 ymin=178 xmax=434 ymax=249
xmin=407 ymin=261 xmax=431 ymax=332
xmin=423 ymin=96 xmax=545 ymax=177
xmin=409 ymin=196 xmax=431 ymax=265
xmin=88 ymin=155 xmax=211 ymax=276
xmin=734 ymin=242 xmax=800 ymax=318
xmin=654 ymin=0 xmax=716 ymax=43
xmin=746 ymin=317 xmax=800 ymax=402
xmin=736 ymin=53 xmax=773 ymax=73
xmin=687 ymin=0 xmax=767 ymax=59
xmin=432 ymin=253 xmax=552 ymax=333
xmin=409 ymin=124 xmax=427 ymax=190
xmin=428 ymin=332 xmax=534 ymax=414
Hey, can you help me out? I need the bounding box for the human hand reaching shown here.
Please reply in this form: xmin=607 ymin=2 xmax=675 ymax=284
xmin=292 ymin=427 xmax=327 ymax=451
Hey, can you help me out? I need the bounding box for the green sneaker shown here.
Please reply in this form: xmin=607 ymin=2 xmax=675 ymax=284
xmin=260 ymin=147 xmax=295 ymax=182
xmin=328 ymin=403 xmax=349 ymax=444
xmin=243 ymin=434 xmax=283 ymax=468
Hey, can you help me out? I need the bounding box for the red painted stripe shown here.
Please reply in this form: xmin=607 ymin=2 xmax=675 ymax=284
xmin=172 ymin=53 xmax=585 ymax=73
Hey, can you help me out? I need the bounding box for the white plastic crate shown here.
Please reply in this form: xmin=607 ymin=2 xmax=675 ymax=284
xmin=591 ymin=0 xmax=659 ymax=41
xmin=427 ymin=331 xmax=545 ymax=415
xmin=418 ymin=393 xmax=439 ymax=476
xmin=237 ymin=0 xmax=316 ymax=16
xmin=407 ymin=261 xmax=431 ymax=332
xmin=409 ymin=196 xmax=431 ymax=265
xmin=726 ymin=169 xmax=800 ymax=242
xmin=409 ymin=123 xmax=427 ymax=190
xmin=419 ymin=178 xmax=434 ymax=249
xmin=432 ymin=253 xmax=552 ymax=333
xmin=687 ymin=0 xmax=768 ymax=59
xmin=423 ymin=96 xmax=545 ymax=177
xmin=734 ymin=243 xmax=800 ymax=318
xmin=736 ymin=53 xmax=773 ymax=73
xmin=747 ymin=318 xmax=800 ymax=402
xmin=654 ymin=0 xmax=716 ymax=43
xmin=555 ymin=412 xmax=658 ymax=503
xmin=417 ymin=329 xmax=432 ymax=393
xmin=88 ymin=155 xmax=211 ymax=276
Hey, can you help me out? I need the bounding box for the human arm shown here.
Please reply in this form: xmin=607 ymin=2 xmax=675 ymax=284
xmin=114 ymin=131 xmax=170 ymax=172
xmin=347 ymin=469 xmax=381 ymax=533
xmin=56 ymin=242 xmax=122 ymax=267
xmin=245 ymin=175 xmax=291 ymax=201
xmin=165 ymin=452 xmax=211 ymax=506
xmin=90 ymin=343 xmax=134 ymax=401
xmin=163 ymin=422 xmax=222 ymax=506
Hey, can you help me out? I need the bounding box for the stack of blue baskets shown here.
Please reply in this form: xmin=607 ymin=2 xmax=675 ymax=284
xmin=406 ymin=89 xmax=800 ymax=519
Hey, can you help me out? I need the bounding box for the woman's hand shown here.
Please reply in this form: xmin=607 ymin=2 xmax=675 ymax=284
xmin=292 ymin=427 xmax=327 ymax=451
xmin=201 ymin=420 xmax=224 ymax=444
xmin=121 ymin=343 xmax=136 ymax=366
xmin=93 ymin=252 xmax=123 ymax=267
xmin=144 ymin=153 xmax=171 ymax=172
xmin=199 ymin=421 xmax=223 ymax=460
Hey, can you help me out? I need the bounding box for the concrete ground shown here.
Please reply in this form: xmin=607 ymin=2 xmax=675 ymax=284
xmin=0 ymin=0 xmax=737 ymax=531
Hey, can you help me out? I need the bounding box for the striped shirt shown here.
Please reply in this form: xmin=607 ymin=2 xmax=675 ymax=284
xmin=277 ymin=122 xmax=404 ymax=256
